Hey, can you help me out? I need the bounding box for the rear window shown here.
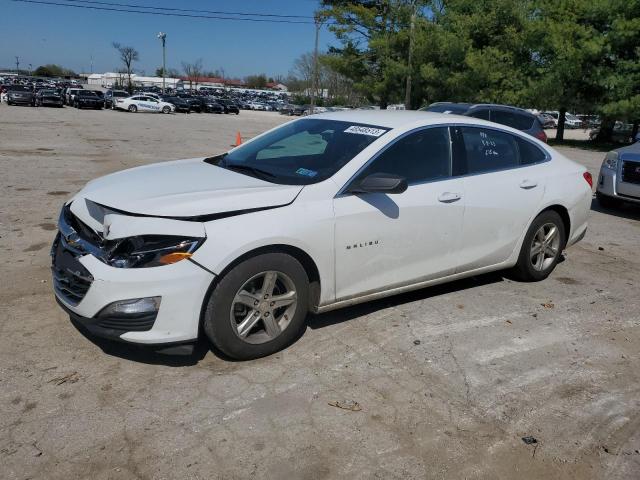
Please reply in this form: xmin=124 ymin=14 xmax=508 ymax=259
xmin=491 ymin=110 xmax=535 ymax=130
xmin=516 ymin=137 xmax=547 ymax=165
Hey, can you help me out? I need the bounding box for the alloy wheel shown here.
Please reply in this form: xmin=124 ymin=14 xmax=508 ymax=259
xmin=229 ymin=271 xmax=298 ymax=344
xmin=530 ymin=222 xmax=561 ymax=271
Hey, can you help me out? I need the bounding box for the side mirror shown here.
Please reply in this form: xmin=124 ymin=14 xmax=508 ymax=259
xmin=349 ymin=172 xmax=408 ymax=195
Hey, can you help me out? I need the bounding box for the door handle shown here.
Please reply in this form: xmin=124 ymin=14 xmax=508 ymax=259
xmin=519 ymin=180 xmax=538 ymax=189
xmin=438 ymin=192 xmax=462 ymax=203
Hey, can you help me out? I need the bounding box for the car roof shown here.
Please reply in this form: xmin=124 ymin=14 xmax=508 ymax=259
xmin=309 ymin=110 xmax=471 ymax=129
xmin=469 ymin=104 xmax=534 ymax=115
xmin=307 ymin=110 xmax=547 ymax=143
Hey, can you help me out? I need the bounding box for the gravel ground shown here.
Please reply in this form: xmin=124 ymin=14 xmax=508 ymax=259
xmin=1 ymin=105 xmax=639 ymax=480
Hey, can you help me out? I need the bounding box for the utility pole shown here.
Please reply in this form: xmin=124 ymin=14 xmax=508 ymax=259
xmin=15 ymin=56 xmax=20 ymax=73
xmin=404 ymin=2 xmax=416 ymax=110
xmin=310 ymin=14 xmax=321 ymax=112
xmin=157 ymin=32 xmax=167 ymax=93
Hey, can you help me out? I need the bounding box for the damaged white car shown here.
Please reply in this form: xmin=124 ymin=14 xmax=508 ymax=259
xmin=52 ymin=111 xmax=592 ymax=359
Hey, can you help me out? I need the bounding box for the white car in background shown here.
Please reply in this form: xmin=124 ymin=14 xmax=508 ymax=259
xmin=115 ymin=95 xmax=175 ymax=113
xmin=51 ymin=111 xmax=592 ymax=360
xmin=544 ymin=111 xmax=582 ymax=129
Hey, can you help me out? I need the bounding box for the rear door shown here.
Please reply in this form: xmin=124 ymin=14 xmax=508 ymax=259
xmin=452 ymin=126 xmax=547 ymax=271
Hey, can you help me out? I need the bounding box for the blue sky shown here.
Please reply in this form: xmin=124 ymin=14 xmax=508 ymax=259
xmin=0 ymin=0 xmax=335 ymax=78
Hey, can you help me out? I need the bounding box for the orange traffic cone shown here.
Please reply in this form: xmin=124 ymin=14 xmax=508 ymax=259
xmin=235 ymin=132 xmax=242 ymax=146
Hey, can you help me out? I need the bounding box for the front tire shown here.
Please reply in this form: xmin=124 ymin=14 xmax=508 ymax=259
xmin=203 ymin=253 xmax=309 ymax=360
xmin=512 ymin=210 xmax=565 ymax=282
xmin=162 ymin=106 xmax=171 ymax=114
xmin=128 ymin=104 xmax=137 ymax=113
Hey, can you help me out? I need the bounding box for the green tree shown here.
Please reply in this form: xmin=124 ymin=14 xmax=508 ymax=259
xmin=245 ymin=74 xmax=268 ymax=89
xmin=33 ymin=64 xmax=77 ymax=78
xmin=415 ymin=0 xmax=532 ymax=104
xmin=591 ymin=0 xmax=640 ymax=141
xmin=319 ymin=0 xmax=415 ymax=108
xmin=525 ymin=0 xmax=608 ymax=140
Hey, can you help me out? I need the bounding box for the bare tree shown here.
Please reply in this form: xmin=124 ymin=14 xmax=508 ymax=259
xmin=182 ymin=59 xmax=203 ymax=91
xmin=292 ymin=53 xmax=315 ymax=93
xmin=112 ymin=42 xmax=139 ymax=93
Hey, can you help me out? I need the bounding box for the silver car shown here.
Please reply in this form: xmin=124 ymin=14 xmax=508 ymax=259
xmin=596 ymin=142 xmax=640 ymax=208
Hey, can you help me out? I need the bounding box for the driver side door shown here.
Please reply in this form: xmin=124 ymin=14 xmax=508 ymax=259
xmin=333 ymin=127 xmax=466 ymax=301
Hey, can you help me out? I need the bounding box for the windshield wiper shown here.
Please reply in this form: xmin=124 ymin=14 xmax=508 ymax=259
xmin=225 ymin=163 xmax=277 ymax=181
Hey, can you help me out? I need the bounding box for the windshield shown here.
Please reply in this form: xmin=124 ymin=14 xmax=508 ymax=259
xmin=78 ymin=91 xmax=97 ymax=97
xmin=565 ymin=113 xmax=579 ymax=121
xmin=211 ymin=118 xmax=390 ymax=185
xmin=8 ymin=85 xmax=31 ymax=92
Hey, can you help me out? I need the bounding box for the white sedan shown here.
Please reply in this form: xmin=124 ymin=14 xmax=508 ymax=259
xmin=115 ymin=95 xmax=175 ymax=113
xmin=51 ymin=111 xmax=592 ymax=359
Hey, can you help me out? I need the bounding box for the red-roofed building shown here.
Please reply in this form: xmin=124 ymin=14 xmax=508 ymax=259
xmin=266 ymin=82 xmax=288 ymax=91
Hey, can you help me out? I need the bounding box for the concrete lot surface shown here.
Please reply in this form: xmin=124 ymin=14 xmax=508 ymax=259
xmin=1 ymin=105 xmax=639 ymax=479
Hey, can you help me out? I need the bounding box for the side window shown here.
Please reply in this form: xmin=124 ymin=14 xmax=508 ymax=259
xmin=516 ymin=137 xmax=547 ymax=165
xmin=492 ymin=110 xmax=535 ymax=131
xmin=458 ymin=127 xmax=519 ymax=174
xmin=357 ymin=127 xmax=451 ymax=184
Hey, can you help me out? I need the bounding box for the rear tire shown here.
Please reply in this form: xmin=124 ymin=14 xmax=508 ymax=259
xmin=512 ymin=210 xmax=565 ymax=282
xmin=596 ymin=191 xmax=622 ymax=210
xmin=128 ymin=104 xmax=137 ymax=113
xmin=203 ymin=253 xmax=309 ymax=360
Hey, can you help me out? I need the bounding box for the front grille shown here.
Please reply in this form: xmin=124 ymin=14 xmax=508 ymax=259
xmin=51 ymin=233 xmax=93 ymax=306
xmin=622 ymin=160 xmax=640 ymax=185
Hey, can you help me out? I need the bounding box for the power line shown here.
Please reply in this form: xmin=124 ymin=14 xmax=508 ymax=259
xmin=62 ymin=0 xmax=314 ymax=19
xmin=10 ymin=0 xmax=325 ymax=24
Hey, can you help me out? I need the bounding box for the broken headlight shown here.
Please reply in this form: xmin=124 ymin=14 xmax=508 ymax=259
xmin=107 ymin=235 xmax=205 ymax=268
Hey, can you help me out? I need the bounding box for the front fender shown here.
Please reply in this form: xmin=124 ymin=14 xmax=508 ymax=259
xmin=194 ymin=202 xmax=335 ymax=305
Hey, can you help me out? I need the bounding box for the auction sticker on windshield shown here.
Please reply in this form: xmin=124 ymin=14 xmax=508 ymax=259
xmin=344 ymin=125 xmax=387 ymax=137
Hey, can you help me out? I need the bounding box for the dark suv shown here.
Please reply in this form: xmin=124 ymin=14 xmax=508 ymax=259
xmin=420 ymin=103 xmax=547 ymax=143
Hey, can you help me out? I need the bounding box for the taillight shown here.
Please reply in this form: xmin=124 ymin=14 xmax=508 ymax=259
xmin=535 ymin=130 xmax=548 ymax=143
xmin=583 ymin=171 xmax=593 ymax=188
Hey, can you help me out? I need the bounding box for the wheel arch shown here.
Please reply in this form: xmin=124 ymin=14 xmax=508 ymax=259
xmin=197 ymin=244 xmax=322 ymax=332
xmin=538 ymin=204 xmax=571 ymax=247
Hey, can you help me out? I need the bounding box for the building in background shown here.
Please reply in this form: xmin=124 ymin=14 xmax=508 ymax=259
xmin=86 ymin=72 xmax=182 ymax=89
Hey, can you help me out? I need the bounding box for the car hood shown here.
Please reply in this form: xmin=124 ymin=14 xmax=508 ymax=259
xmin=73 ymin=157 xmax=303 ymax=219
